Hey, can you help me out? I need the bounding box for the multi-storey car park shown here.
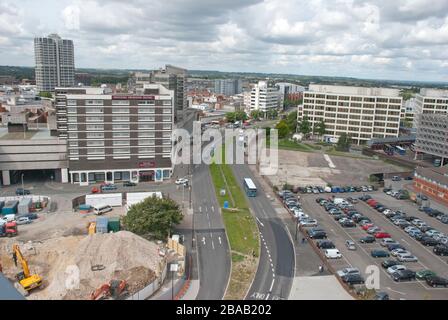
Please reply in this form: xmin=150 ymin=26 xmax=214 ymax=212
xmin=298 ymin=85 xmax=403 ymax=145
xmin=55 ymin=84 xmax=174 ymax=186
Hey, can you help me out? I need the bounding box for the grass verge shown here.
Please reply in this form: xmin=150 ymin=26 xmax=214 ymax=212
xmin=209 ymin=159 xmax=259 ymax=300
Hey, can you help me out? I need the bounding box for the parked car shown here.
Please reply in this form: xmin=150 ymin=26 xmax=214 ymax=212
xmin=375 ymin=232 xmax=392 ymax=239
xmin=360 ymin=235 xmax=376 ymax=243
xmin=371 ymin=250 xmax=390 ymax=258
xmin=387 ymin=265 xmax=407 ymax=275
xmin=15 ymin=188 xmax=31 ymax=195
xmin=341 ymin=274 xmax=365 ymax=285
xmin=381 ymin=238 xmax=398 ymax=247
xmin=367 ymin=226 xmax=382 ymax=234
xmin=324 ymin=249 xmax=342 ymax=259
xmin=340 ymin=220 xmax=356 ymax=228
xmin=16 ymin=217 xmax=32 ymax=225
xmin=425 ymin=276 xmax=448 ymax=288
xmin=391 ymin=248 xmax=411 ymax=257
xmin=392 ymin=270 xmax=416 ymax=282
xmin=392 ymin=176 xmax=401 ymax=181
xmin=316 ymin=240 xmax=335 ymax=249
xmin=373 ymin=292 xmax=390 ymax=300
xmin=382 ymin=260 xmax=400 ymax=269
xmin=299 ymin=219 xmax=318 ymax=227
xmin=386 ymin=243 xmax=405 ymax=252
xmin=345 ymin=240 xmax=356 ymax=250
xmin=397 ymin=254 xmax=418 ymax=263
xmin=416 ymin=270 xmax=437 ymax=280
xmin=308 ymin=230 xmax=327 ymax=239
xmin=420 ymin=237 xmax=439 ymax=247
xmin=337 ymin=267 xmax=360 ymax=278
xmin=433 ymin=245 xmax=448 ymax=256
xmin=123 ymin=181 xmax=137 ymax=187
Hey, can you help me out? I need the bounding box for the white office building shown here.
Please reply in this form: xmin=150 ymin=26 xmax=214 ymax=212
xmin=299 ymin=85 xmax=402 ymax=145
xmin=34 ymin=34 xmax=75 ymax=92
xmin=413 ymin=88 xmax=448 ymax=127
xmin=249 ymin=81 xmax=281 ymax=113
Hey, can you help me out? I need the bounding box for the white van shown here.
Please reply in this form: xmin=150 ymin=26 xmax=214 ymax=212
xmin=93 ymin=204 xmax=113 ymax=215
xmin=325 ymin=249 xmax=342 ymax=259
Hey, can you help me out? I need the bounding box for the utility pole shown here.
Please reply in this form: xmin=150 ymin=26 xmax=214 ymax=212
xmin=21 ymin=173 xmax=25 ymax=197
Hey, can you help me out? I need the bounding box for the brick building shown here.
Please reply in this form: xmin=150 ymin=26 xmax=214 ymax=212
xmin=414 ymin=166 xmax=448 ymax=206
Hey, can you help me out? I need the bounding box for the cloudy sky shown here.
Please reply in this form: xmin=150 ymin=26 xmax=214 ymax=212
xmin=1 ymin=0 xmax=448 ymax=81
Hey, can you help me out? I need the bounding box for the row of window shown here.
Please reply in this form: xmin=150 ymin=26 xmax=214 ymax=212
xmin=67 ymin=99 xmax=172 ymax=106
xmin=67 ymin=116 xmax=172 ymax=122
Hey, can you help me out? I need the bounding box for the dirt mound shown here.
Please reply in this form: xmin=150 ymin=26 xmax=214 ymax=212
xmin=0 ymin=231 xmax=164 ymax=300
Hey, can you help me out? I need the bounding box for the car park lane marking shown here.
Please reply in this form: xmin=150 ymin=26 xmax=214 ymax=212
xmin=401 ymin=239 xmax=410 ymax=245
xmin=359 ymin=202 xmax=448 ymax=265
xmin=312 ymin=199 xmax=405 ymax=288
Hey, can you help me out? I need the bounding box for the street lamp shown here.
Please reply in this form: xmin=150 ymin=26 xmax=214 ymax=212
xmin=21 ymin=174 xmax=25 ymax=197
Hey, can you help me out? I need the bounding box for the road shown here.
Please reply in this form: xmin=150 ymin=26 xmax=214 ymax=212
xmin=232 ymin=164 xmax=295 ymax=300
xmin=192 ymin=162 xmax=231 ymax=300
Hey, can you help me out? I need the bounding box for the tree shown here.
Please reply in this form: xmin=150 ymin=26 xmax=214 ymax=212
xmin=234 ymin=110 xmax=248 ymax=122
xmin=267 ymin=109 xmax=278 ymax=119
xmin=122 ymin=196 xmax=183 ymax=240
xmin=225 ymin=112 xmax=236 ymax=123
xmin=314 ymin=120 xmax=327 ymax=140
xmin=285 ymin=111 xmax=298 ymax=132
xmin=298 ymin=116 xmax=311 ymax=136
xmin=250 ymin=110 xmax=262 ymax=120
xmin=336 ymin=133 xmax=351 ymax=152
xmin=38 ymin=91 xmax=53 ymax=98
xmin=275 ymin=120 xmax=290 ymax=139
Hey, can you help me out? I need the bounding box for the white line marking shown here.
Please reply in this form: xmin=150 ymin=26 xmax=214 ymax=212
xmin=211 ymin=206 xmax=215 ymax=212
xmin=265 ymin=293 xmax=270 ymax=300
xmin=256 ymin=217 xmax=264 ymax=227
xmin=199 ymin=206 xmax=202 ymax=213
xmin=218 ymin=236 xmax=222 ymax=244
xmin=269 ymin=279 xmax=275 ymax=292
xmin=202 ymin=237 xmax=206 ymax=245
xmin=211 ymin=240 xmax=215 ymax=250
xmin=401 ymin=239 xmax=410 ymax=245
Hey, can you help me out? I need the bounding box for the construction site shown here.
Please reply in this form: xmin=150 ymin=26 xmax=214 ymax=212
xmin=0 ymin=192 xmax=186 ymax=300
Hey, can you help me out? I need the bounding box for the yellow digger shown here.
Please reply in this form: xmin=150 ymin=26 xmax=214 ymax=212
xmin=12 ymin=244 xmax=42 ymax=291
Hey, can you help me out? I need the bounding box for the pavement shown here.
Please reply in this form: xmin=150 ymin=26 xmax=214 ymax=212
xmin=289 ymin=275 xmax=354 ymax=300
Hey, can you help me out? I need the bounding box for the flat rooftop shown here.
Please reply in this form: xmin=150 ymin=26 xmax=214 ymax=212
xmin=308 ymin=84 xmax=401 ymax=97
xmin=0 ymin=127 xmax=57 ymax=140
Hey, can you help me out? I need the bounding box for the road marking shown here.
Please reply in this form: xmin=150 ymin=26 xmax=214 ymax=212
xmin=199 ymin=206 xmax=202 ymax=213
xmin=218 ymin=236 xmax=222 ymax=245
xmin=211 ymin=240 xmax=215 ymax=250
xmin=202 ymin=237 xmax=206 ymax=245
xmin=265 ymin=293 xmax=270 ymax=300
xmin=211 ymin=206 xmax=215 ymax=212
xmin=256 ymin=217 xmax=264 ymax=227
xmin=269 ymin=279 xmax=275 ymax=292
xmin=401 ymin=239 xmax=410 ymax=245
xmin=205 ymin=206 xmax=208 ymax=212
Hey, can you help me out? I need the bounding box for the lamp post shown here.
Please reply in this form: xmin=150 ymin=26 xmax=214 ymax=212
xmin=21 ymin=173 xmax=25 ymax=197
xmin=170 ymin=263 xmax=179 ymax=300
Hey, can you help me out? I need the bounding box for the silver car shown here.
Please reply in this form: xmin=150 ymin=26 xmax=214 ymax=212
xmin=397 ymin=254 xmax=418 ymax=262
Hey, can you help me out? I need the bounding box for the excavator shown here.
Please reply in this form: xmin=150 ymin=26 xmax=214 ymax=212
xmin=12 ymin=244 xmax=43 ymax=291
xmin=90 ymin=280 xmax=127 ymax=300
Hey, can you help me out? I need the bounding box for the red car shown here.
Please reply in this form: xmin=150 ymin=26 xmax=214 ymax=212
xmin=374 ymin=232 xmax=391 ymax=239
xmin=361 ymin=223 xmax=375 ymax=231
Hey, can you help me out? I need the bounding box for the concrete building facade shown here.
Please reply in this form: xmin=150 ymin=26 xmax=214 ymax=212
xmin=214 ymin=79 xmax=242 ymax=96
xmin=415 ymin=113 xmax=448 ymax=163
xmin=299 ymin=85 xmax=402 ymax=145
xmin=413 ymin=88 xmax=448 ymax=127
xmin=34 ymin=34 xmax=75 ymax=92
xmin=55 ymin=85 xmax=174 ymax=186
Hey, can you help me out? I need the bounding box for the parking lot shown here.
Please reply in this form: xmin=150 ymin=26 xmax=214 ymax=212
xmin=295 ymin=190 xmax=448 ymax=300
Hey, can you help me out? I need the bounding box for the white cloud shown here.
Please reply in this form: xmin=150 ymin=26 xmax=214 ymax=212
xmin=0 ymin=0 xmax=447 ymax=81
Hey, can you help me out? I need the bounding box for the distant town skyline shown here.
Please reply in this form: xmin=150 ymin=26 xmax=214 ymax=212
xmin=1 ymin=0 xmax=448 ymax=82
